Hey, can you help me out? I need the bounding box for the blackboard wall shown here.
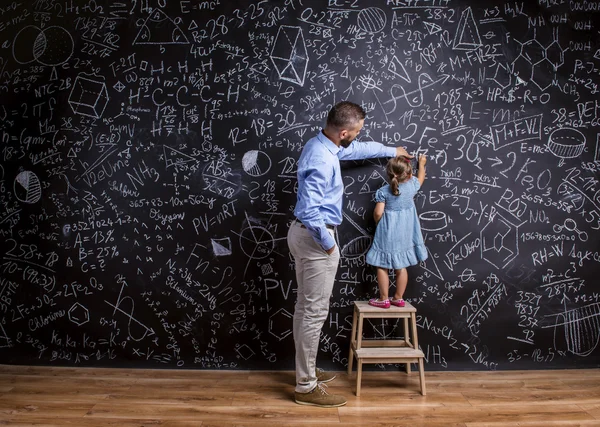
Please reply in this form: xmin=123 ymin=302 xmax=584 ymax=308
xmin=1 ymin=0 xmax=599 ymax=371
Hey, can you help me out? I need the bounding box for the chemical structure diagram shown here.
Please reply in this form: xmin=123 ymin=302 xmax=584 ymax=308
xmin=511 ymin=27 xmax=566 ymax=92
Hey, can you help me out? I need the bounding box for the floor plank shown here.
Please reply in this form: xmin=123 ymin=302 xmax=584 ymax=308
xmin=85 ymin=404 xmax=341 ymax=423
xmin=579 ymin=402 xmax=600 ymax=420
xmin=466 ymin=422 xmax=600 ymax=427
xmin=0 ymin=365 xmax=599 ymax=425
xmin=0 ymin=418 xmax=163 ymax=426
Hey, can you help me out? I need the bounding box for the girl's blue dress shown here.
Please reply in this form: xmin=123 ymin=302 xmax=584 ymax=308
xmin=366 ymin=178 xmax=428 ymax=269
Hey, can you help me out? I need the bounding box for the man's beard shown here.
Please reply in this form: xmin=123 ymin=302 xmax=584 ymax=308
xmin=340 ymin=137 xmax=353 ymax=148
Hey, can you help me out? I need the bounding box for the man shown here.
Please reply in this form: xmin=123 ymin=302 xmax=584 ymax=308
xmin=288 ymin=101 xmax=413 ymax=407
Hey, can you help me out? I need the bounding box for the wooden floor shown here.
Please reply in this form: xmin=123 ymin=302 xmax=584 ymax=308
xmin=0 ymin=365 xmax=599 ymax=426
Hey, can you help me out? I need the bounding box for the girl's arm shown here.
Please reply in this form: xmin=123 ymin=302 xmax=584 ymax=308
xmin=417 ymin=155 xmax=427 ymax=186
xmin=373 ymin=202 xmax=385 ymax=224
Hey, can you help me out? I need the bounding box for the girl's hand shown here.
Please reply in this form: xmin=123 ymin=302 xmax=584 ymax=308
xmin=417 ymin=155 xmax=427 ymax=185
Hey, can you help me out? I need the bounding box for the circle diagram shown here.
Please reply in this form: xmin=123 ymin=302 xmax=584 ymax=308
xmin=13 ymin=25 xmax=74 ymax=66
xmin=239 ymin=224 xmax=275 ymax=259
xmin=547 ymin=128 xmax=586 ymax=159
xmin=357 ymin=8 xmax=387 ymax=34
xmin=419 ymin=211 xmax=448 ymax=231
xmin=14 ymin=171 xmax=42 ymax=204
xmin=242 ymin=150 xmax=272 ymax=177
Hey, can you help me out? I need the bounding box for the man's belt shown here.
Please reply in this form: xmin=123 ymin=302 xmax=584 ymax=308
xmin=295 ymin=219 xmax=335 ymax=230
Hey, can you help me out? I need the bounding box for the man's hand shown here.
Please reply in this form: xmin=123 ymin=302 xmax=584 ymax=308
xmin=396 ymin=146 xmax=414 ymax=158
xmin=326 ymin=245 xmax=336 ymax=255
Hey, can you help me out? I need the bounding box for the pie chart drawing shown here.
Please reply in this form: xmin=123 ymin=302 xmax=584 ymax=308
xmin=14 ymin=171 xmax=42 ymax=204
xmin=242 ymin=150 xmax=271 ymax=177
xmin=239 ymin=224 xmax=275 ymax=259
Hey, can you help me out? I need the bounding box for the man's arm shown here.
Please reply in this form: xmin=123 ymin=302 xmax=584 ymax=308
xmin=295 ymin=165 xmax=336 ymax=252
xmin=338 ymin=141 xmax=413 ymax=160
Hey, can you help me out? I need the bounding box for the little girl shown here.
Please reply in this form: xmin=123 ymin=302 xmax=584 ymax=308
xmin=365 ymin=154 xmax=428 ymax=308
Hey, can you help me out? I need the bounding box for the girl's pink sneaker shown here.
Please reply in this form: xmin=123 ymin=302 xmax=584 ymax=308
xmin=390 ymin=298 xmax=405 ymax=307
xmin=368 ymin=298 xmax=390 ymax=309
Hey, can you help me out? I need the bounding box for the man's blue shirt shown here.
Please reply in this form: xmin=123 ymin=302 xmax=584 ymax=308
xmin=294 ymin=131 xmax=396 ymax=251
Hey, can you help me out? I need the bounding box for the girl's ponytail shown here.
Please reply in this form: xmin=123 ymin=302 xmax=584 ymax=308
xmin=386 ymin=156 xmax=412 ymax=196
xmin=390 ymin=175 xmax=400 ymax=196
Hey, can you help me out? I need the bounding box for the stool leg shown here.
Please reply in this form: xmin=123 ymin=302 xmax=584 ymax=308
xmin=403 ymin=317 xmax=410 ymax=347
xmin=418 ymin=358 xmax=426 ymax=396
xmin=356 ymin=314 xmax=364 ymax=349
xmin=348 ymin=309 xmax=358 ymax=374
xmin=411 ymin=312 xmax=419 ymax=349
xmin=356 ymin=360 xmax=363 ymax=397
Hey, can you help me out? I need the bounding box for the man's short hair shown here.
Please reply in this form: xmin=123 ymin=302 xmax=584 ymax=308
xmin=326 ymin=101 xmax=366 ymax=129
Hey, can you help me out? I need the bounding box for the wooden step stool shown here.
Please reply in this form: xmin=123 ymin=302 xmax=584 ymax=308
xmin=348 ymin=300 xmax=426 ymax=396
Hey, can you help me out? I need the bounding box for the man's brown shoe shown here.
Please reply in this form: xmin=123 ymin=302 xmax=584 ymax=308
xmin=316 ymin=368 xmax=336 ymax=383
xmin=295 ymin=383 xmax=347 ymax=408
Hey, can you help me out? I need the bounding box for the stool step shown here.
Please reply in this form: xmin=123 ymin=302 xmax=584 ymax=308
xmin=355 ymin=347 xmax=424 ymax=359
xmin=354 ymin=300 xmax=417 ymax=313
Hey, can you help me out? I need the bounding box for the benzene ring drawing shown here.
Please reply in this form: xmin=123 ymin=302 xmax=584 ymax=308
xmin=269 ymin=308 xmax=293 ymax=341
xmin=270 ymin=25 xmax=308 ymax=86
xmin=480 ymin=210 xmax=521 ymax=269
xmin=68 ymin=303 xmax=90 ymax=326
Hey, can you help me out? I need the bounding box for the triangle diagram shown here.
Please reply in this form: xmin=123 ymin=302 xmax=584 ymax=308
xmin=420 ymin=247 xmax=444 ymax=281
xmin=271 ymin=57 xmax=292 ymax=78
xmin=0 ymin=323 xmax=11 ymax=348
xmin=453 ymin=7 xmax=482 ymax=51
xmin=359 ymin=170 xmax=387 ymax=194
xmin=424 ymin=21 xmax=442 ymax=35
xmin=133 ymin=9 xmax=189 ymax=45
xmin=163 ymin=146 xmax=198 ymax=170
xmin=212 ymin=238 xmax=232 ymax=256
xmin=281 ymin=63 xmax=300 ymax=82
xmin=388 ymin=56 xmax=411 ymax=83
